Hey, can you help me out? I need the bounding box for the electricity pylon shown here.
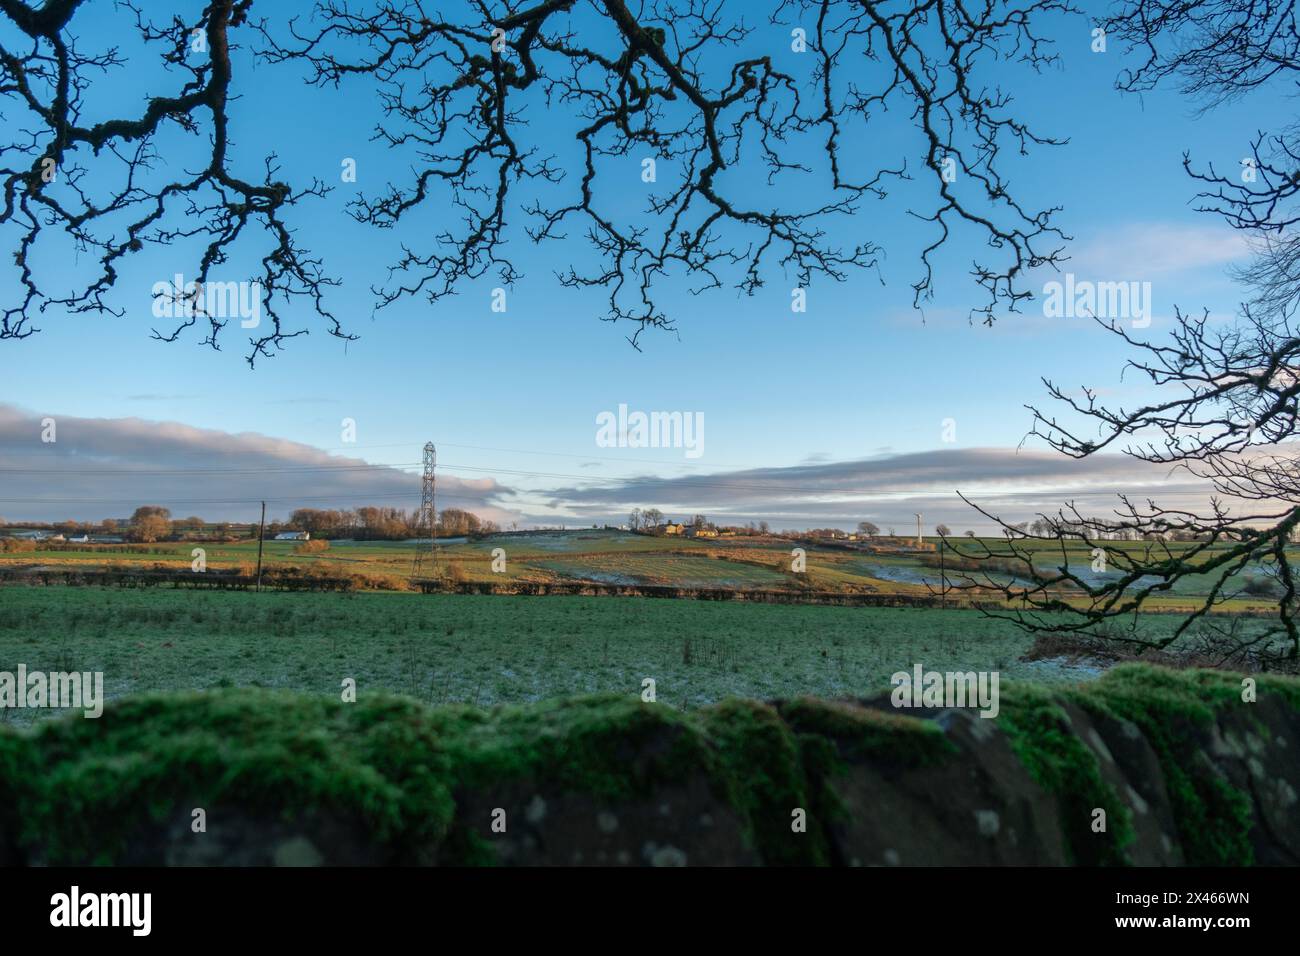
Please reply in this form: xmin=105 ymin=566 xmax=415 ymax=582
xmin=413 ymin=442 xmax=437 ymax=576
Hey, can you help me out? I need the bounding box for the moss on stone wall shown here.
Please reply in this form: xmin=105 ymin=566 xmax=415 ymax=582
xmin=699 ymin=699 xmax=827 ymax=865
xmin=11 ymin=690 xmax=458 ymax=864
xmin=778 ymin=696 xmax=956 ymax=767
xmin=996 ymin=683 xmax=1135 ymax=865
xmin=1075 ymin=666 xmax=1258 ymax=866
xmin=0 ymin=663 xmax=1294 ymax=865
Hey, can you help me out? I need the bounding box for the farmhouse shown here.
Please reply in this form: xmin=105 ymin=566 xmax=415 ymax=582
xmin=274 ymin=531 xmax=311 ymax=541
xmin=659 ymin=523 xmax=685 ymax=536
xmin=686 ymin=526 xmax=718 ymax=539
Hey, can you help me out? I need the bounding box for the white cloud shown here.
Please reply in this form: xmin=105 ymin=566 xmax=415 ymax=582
xmin=1064 ymin=222 xmax=1250 ymax=278
xmin=0 ymin=404 xmax=518 ymax=525
xmin=520 ymin=447 xmax=1229 ymax=532
xmin=0 ymin=404 xmax=1248 ymax=534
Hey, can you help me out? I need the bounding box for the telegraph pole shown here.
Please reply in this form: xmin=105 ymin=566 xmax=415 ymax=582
xmin=413 ymin=443 xmax=437 ymax=576
xmin=256 ymin=500 xmax=266 ymax=592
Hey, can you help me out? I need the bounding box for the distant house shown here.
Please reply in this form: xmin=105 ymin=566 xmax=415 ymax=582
xmin=660 ymin=523 xmax=685 ymax=536
xmin=274 ymin=531 xmax=311 ymax=541
xmin=686 ymin=526 xmax=718 ymax=539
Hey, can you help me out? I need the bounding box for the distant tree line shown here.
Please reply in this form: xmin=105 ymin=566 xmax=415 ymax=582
xmin=2 ymin=504 xmax=501 ymax=543
xmin=287 ymin=507 xmax=499 ymax=540
xmin=5 ymin=507 xmax=1226 ymax=546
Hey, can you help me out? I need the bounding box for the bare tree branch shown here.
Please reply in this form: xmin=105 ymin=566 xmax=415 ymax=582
xmin=0 ymin=0 xmax=347 ymax=364
xmin=258 ymin=0 xmax=1072 ymax=343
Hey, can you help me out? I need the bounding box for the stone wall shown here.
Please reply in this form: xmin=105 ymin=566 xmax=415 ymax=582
xmin=0 ymin=664 xmax=1295 ymax=865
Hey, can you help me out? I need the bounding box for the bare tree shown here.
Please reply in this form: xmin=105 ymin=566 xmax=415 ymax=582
xmin=3 ymin=0 xmax=1072 ymax=362
xmin=1104 ymin=0 xmax=1300 ymax=319
xmin=0 ymin=0 xmax=345 ymax=364
xmin=947 ymin=2 xmax=1300 ymax=669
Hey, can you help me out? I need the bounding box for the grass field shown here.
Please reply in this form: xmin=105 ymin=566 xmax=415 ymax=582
xmin=0 ymin=585 xmax=1194 ymax=726
xmin=1 ymin=528 xmax=1288 ymax=611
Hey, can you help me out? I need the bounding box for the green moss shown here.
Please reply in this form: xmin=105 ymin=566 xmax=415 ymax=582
xmin=770 ymin=698 xmax=955 ymax=866
xmin=699 ymin=699 xmax=828 ymax=865
xmin=1078 ymin=664 xmax=1259 ymax=866
xmin=1256 ymin=672 xmax=1300 ymax=711
xmin=0 ymin=728 xmax=34 ymax=861
xmin=996 ymin=682 xmax=1134 ymax=865
xmin=435 ymin=695 xmax=831 ymax=864
xmin=12 ymin=689 xmax=457 ymax=865
xmin=426 ymin=695 xmax=735 ymax=864
xmin=1087 ymin=664 xmax=1242 ymax=718
xmin=433 ymin=694 xmax=716 ymax=799
xmin=777 ymin=697 xmax=956 ymax=767
xmin=789 ymin=730 xmax=851 ymax=864
xmin=2 ymin=667 xmax=1288 ymax=866
xmin=436 ymin=826 xmax=499 ymax=867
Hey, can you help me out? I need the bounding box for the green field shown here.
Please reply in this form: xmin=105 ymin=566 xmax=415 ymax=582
xmin=0 ymin=585 xmax=1195 ymax=726
xmin=2 ymin=528 xmax=1288 ymax=611
xmin=0 ymin=530 xmax=1278 ymax=727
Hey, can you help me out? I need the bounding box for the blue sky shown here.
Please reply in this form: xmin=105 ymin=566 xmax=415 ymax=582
xmin=0 ymin=1 xmax=1269 ymax=529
